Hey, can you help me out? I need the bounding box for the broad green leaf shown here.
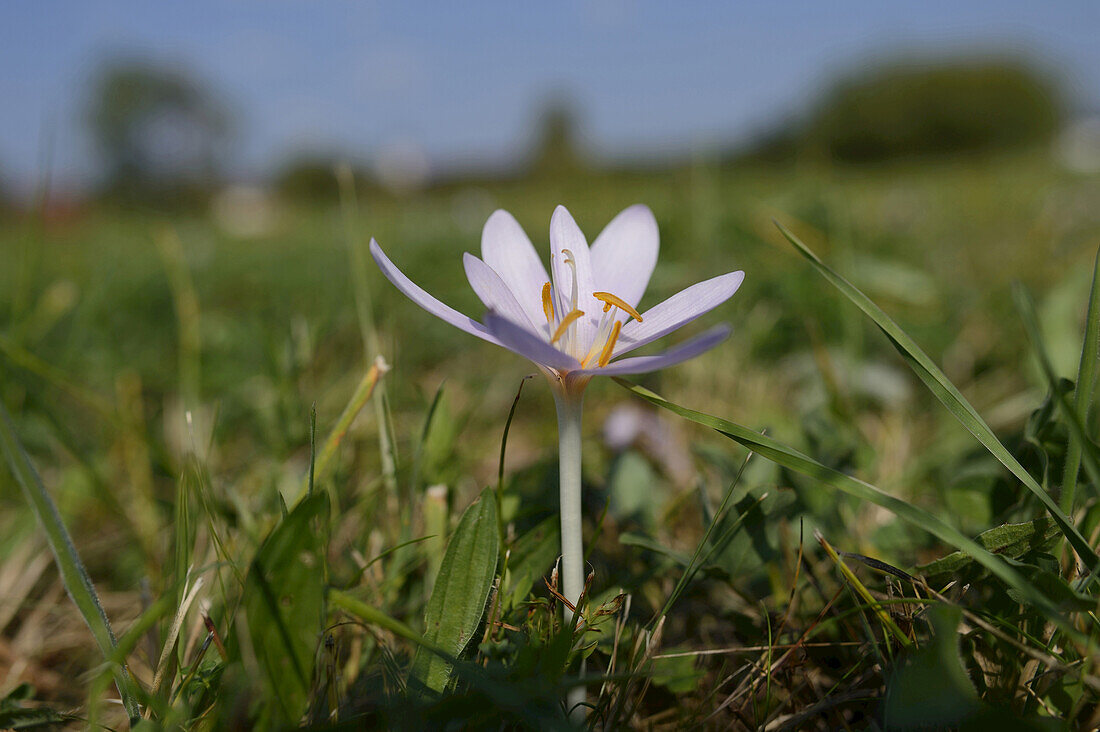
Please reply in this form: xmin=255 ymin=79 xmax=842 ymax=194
xmin=883 ymin=605 xmax=980 ymax=728
xmin=608 ymin=451 xmax=659 ymax=526
xmin=710 ymin=487 xmax=794 ymax=579
xmin=775 ymin=222 xmax=1099 ymax=571
xmin=244 ymin=492 xmax=329 ymax=724
xmin=503 ymin=516 xmax=559 ymax=610
xmin=884 ymin=605 xmax=1059 ymax=731
xmin=1014 ymin=284 xmax=1100 ymax=507
xmin=333 ymin=587 xmax=565 ymax=729
xmin=620 ymin=532 xmax=691 ymax=566
xmin=0 ymin=400 xmax=142 ymax=723
xmin=411 ymin=487 xmax=499 ymax=695
xmin=616 ymin=379 xmax=1074 ymax=630
xmin=918 ymin=517 xmax=1059 ymax=580
xmin=651 ymin=650 xmax=704 ymax=694
xmin=1001 ymin=554 xmax=1095 ymax=611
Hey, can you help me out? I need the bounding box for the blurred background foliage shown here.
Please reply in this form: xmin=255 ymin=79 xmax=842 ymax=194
xmin=775 ymin=59 xmax=1062 ymax=163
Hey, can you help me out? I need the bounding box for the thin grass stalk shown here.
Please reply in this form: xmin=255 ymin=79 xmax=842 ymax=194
xmin=308 ymin=355 xmax=388 ymax=494
xmin=146 ymin=574 xmax=205 ymax=715
xmin=156 ymin=229 xmax=202 ymax=408
xmin=337 ymin=164 xmax=399 ymax=504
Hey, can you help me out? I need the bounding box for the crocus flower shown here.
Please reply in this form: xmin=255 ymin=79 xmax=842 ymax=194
xmin=370 ymin=205 xmax=742 ymax=395
xmin=370 ymin=204 xmax=742 ymax=709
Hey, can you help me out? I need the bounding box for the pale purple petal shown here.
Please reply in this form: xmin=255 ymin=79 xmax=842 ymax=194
xmin=576 ymin=325 xmax=731 ymax=377
xmin=463 ymin=253 xmax=541 ymax=334
xmin=480 ymin=210 xmax=551 ymax=328
xmin=615 ymin=271 xmax=744 ymax=357
xmin=590 ymin=204 xmax=659 ymax=309
xmin=549 ymin=206 xmax=599 ymax=344
xmin=484 ymin=311 xmax=582 ymax=371
xmin=370 ymin=239 xmax=502 ymax=346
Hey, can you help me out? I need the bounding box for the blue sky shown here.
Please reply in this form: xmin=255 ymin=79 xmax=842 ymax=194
xmin=2 ymin=1 xmax=1098 ymax=191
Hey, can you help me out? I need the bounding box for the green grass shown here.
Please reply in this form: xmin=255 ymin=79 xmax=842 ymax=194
xmin=2 ymin=151 xmax=1100 ymax=728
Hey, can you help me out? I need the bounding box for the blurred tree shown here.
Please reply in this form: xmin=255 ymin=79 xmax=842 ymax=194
xmin=803 ymin=58 xmax=1063 ymax=162
xmin=86 ymin=59 xmax=231 ymax=204
xmin=526 ymin=99 xmax=585 ymax=177
xmin=274 ymin=155 xmax=374 ymax=201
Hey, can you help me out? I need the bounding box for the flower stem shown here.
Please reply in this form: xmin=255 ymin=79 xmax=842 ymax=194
xmin=553 ymin=390 xmax=585 ymax=624
xmin=552 ymin=388 xmax=586 ymax=716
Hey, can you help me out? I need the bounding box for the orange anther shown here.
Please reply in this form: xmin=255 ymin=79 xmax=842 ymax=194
xmin=551 ymin=309 xmax=585 ymax=344
xmin=593 ymin=292 xmax=643 ymax=323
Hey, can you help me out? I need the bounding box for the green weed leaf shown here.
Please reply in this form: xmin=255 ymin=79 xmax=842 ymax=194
xmin=918 ymin=517 xmax=1059 ymax=581
xmin=412 ymin=487 xmax=499 ymax=695
xmin=244 ymin=492 xmax=329 ymax=724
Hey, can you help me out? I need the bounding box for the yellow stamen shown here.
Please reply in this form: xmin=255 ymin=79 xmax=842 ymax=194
xmin=551 ymin=309 xmax=585 ymax=344
xmin=597 ymin=321 xmax=622 ymax=367
xmin=541 ymin=282 xmax=555 ymax=324
xmin=593 ymin=292 xmax=643 ymax=323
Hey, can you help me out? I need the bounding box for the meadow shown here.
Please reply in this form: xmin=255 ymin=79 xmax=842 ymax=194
xmin=2 ymin=150 xmax=1099 ymax=729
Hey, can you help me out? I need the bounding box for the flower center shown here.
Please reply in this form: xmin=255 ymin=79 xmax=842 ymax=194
xmin=541 ymin=248 xmax=643 ymax=369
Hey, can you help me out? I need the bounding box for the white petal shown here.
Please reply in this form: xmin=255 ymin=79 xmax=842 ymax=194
xmin=370 ymin=239 xmax=502 ymax=346
xmin=578 ymin=324 xmax=730 ymax=377
xmin=463 ymin=253 xmax=540 ymax=334
xmin=549 ymin=206 xmax=600 ymax=346
xmin=481 ymin=210 xmax=551 ymax=329
xmin=590 ymin=204 xmax=659 ymax=309
xmin=484 ymin=311 xmax=582 ymax=371
xmin=615 ymin=271 xmax=744 ymax=357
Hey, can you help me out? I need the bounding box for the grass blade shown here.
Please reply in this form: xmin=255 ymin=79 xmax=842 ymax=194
xmin=0 ymin=334 xmax=116 ymax=421
xmin=498 ymin=375 xmax=533 ymax=494
xmin=654 ymin=452 xmax=758 ymax=625
xmin=496 ymin=374 xmax=533 ymax=548
xmin=1060 ymin=246 xmax=1100 ymax=513
xmin=330 ymin=588 xmax=447 ymax=654
xmin=817 ymin=532 xmax=911 ymax=647
xmin=148 ymin=574 xmax=204 ymax=703
xmin=615 ymin=379 xmax=1076 ymax=631
xmin=308 ymin=402 xmax=317 ymax=496
xmin=774 ymin=221 xmax=1099 ymax=570
xmin=407 ymin=381 xmax=447 ymax=528
xmin=0 ymin=399 xmax=142 ymax=722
